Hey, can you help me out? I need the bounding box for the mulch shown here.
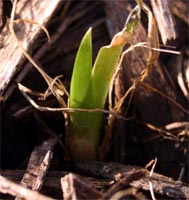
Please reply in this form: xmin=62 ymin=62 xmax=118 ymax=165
xmin=0 ymin=0 xmax=188 ymax=199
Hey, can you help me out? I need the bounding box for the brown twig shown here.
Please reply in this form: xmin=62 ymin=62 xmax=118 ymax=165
xmin=0 ymin=175 xmax=55 ymax=200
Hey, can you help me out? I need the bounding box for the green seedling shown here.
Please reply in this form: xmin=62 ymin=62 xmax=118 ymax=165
xmin=67 ymin=5 xmax=141 ymax=160
xmin=16 ymin=1 xmax=162 ymax=161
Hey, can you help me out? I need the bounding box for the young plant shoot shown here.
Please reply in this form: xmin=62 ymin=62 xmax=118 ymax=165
xmin=67 ymin=5 xmax=141 ymax=160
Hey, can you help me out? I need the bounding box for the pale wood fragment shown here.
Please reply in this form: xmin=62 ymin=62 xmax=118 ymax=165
xmin=0 ymin=175 xmax=55 ymax=200
xmin=0 ymin=0 xmax=61 ymax=95
xmin=15 ymin=138 xmax=57 ymax=200
xmin=150 ymin=0 xmax=176 ymax=44
xmin=61 ymin=173 xmax=103 ymax=200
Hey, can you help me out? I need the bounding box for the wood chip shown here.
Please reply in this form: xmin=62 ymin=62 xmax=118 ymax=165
xmin=0 ymin=0 xmax=62 ymax=95
xmin=15 ymin=138 xmax=57 ymax=200
xmin=61 ymin=173 xmax=103 ymax=200
xmin=150 ymin=0 xmax=176 ymax=44
xmin=76 ymin=161 xmax=189 ymax=199
xmin=0 ymin=175 xmax=55 ymax=200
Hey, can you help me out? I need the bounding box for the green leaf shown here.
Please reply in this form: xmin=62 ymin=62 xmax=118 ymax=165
xmin=69 ymin=28 xmax=100 ymax=154
xmin=92 ymin=45 xmax=123 ymax=109
xmin=69 ymin=28 xmax=92 ymax=109
xmin=92 ymin=5 xmax=141 ymax=110
xmin=69 ymin=27 xmax=95 ymax=143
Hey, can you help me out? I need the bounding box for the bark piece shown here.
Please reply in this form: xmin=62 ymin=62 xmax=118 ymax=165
xmin=76 ymin=161 xmax=189 ymax=199
xmin=105 ymin=0 xmax=187 ymax=125
xmin=103 ymin=170 xmax=147 ymax=199
xmin=1 ymin=170 xmax=110 ymax=199
xmin=104 ymin=0 xmax=188 ymax=169
xmin=0 ymin=0 xmax=62 ymax=95
xmin=1 ymin=163 xmax=189 ymax=200
xmin=61 ymin=173 xmax=103 ymax=200
xmin=150 ymin=0 xmax=176 ymax=44
xmin=15 ymin=138 xmax=57 ymax=200
xmin=131 ymin=172 xmax=189 ymax=199
xmin=0 ymin=175 xmax=55 ymax=200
